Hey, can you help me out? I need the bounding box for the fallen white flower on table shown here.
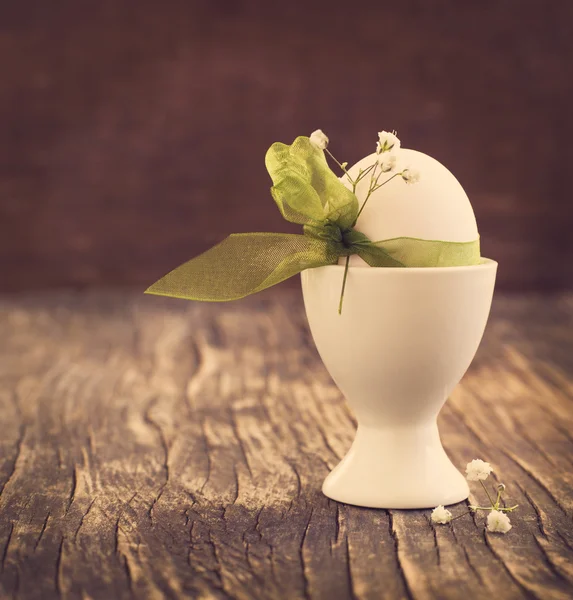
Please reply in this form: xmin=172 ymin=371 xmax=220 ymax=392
xmin=431 ymin=505 xmax=453 ymax=524
xmin=377 ymin=130 xmax=400 ymax=153
xmin=429 ymin=460 xmax=518 ymax=534
xmin=487 ymin=510 xmax=512 ymax=534
xmin=309 ymin=129 xmax=329 ymax=149
xmin=401 ymin=168 xmax=420 ymax=184
xmin=378 ymin=153 xmax=397 ymax=172
xmin=466 ymin=459 xmax=493 ymax=481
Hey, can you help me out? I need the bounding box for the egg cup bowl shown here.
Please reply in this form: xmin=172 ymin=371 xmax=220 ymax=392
xmin=301 ymin=259 xmax=497 ymax=509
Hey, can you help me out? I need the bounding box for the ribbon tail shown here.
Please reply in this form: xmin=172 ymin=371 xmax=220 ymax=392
xmin=368 ymin=237 xmax=481 ymax=267
xmin=145 ymin=233 xmax=337 ymax=302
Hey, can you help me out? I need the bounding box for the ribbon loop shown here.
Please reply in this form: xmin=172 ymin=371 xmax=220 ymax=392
xmin=266 ymin=136 xmax=359 ymax=229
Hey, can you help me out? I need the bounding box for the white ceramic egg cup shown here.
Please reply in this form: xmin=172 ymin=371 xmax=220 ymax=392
xmin=301 ymin=260 xmax=497 ymax=509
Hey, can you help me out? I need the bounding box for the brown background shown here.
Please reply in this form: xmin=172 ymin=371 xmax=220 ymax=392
xmin=1 ymin=0 xmax=572 ymax=292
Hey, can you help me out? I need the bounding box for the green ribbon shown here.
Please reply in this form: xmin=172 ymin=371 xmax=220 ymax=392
xmin=146 ymin=136 xmax=480 ymax=305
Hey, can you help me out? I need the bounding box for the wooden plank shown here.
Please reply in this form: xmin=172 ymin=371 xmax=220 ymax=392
xmin=0 ymin=290 xmax=572 ymax=599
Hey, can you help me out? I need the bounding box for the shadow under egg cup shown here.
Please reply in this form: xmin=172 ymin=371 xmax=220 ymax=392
xmin=301 ymin=259 xmax=497 ymax=509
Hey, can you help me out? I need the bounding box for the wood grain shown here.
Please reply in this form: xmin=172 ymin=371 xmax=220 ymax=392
xmin=1 ymin=0 xmax=573 ymax=292
xmin=0 ymin=289 xmax=572 ymax=599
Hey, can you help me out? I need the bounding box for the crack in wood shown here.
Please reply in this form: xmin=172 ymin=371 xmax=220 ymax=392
xmin=498 ymin=447 xmax=569 ymax=517
xmin=482 ymin=530 xmax=533 ymax=598
xmin=55 ymin=536 xmax=64 ymax=596
xmin=0 ymin=425 xmax=25 ymax=503
xmin=66 ymin=466 xmax=78 ymax=514
xmin=228 ymin=406 xmax=254 ymax=480
xmin=428 ymin=515 xmax=441 ymax=567
xmin=299 ymin=507 xmax=313 ymax=600
xmin=198 ymin=415 xmax=213 ymax=495
xmin=73 ymin=499 xmax=97 ymax=543
xmin=344 ymin=534 xmax=357 ymax=600
xmin=450 ymin=524 xmax=484 ymax=585
xmin=518 ymin=483 xmax=549 ymax=538
xmin=34 ymin=512 xmax=51 ymax=552
xmin=388 ymin=511 xmax=415 ymax=600
xmin=1 ymin=523 xmax=14 ymax=572
xmin=532 ymin=535 xmax=571 ymax=585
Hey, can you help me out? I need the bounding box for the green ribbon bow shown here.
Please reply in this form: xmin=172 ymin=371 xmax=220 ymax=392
xmin=146 ymin=136 xmax=480 ymax=310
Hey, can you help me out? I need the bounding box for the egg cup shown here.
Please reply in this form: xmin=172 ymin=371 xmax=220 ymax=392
xmin=301 ymin=259 xmax=497 ymax=509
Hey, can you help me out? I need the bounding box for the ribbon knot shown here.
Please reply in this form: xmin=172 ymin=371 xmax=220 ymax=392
xmin=341 ymin=229 xmax=354 ymax=249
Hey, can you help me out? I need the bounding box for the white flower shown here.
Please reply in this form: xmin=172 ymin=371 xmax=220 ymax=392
xmin=377 ymin=130 xmax=400 ymax=153
xmin=309 ymin=129 xmax=329 ymax=149
xmin=465 ymin=459 xmax=493 ymax=481
xmin=431 ymin=505 xmax=453 ymax=524
xmin=401 ymin=168 xmax=420 ymax=184
xmin=487 ymin=510 xmax=512 ymax=534
xmin=378 ymin=153 xmax=397 ymax=172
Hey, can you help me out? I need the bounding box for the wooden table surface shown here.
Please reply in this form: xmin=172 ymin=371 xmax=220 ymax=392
xmin=0 ymin=290 xmax=572 ymax=600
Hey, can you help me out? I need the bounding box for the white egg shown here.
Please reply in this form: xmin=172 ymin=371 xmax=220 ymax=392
xmin=340 ymin=149 xmax=478 ymax=266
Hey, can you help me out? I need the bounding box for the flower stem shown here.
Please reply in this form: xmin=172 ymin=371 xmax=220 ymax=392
xmin=353 ymin=172 xmax=401 ymax=225
xmin=355 ymin=163 xmax=376 ymax=183
xmin=480 ymin=480 xmax=496 ymax=508
xmin=325 ymin=148 xmax=346 ymax=172
xmin=352 ymin=163 xmax=376 ymax=193
xmin=450 ymin=511 xmax=472 ymax=522
xmin=338 ymin=255 xmax=350 ymax=315
xmin=494 ymin=487 xmax=502 ymax=510
xmin=325 ymin=149 xmax=377 ymax=194
xmin=353 ymin=191 xmax=372 ymax=225
xmin=325 ymin=148 xmax=356 ymax=190
xmin=470 ymin=505 xmax=518 ymax=513
xmin=371 ymin=171 xmax=401 ymax=193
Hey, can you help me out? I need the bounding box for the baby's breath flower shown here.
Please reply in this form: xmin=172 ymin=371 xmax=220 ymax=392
xmin=401 ymin=168 xmax=420 ymax=184
xmin=377 ymin=130 xmax=400 ymax=153
xmin=465 ymin=459 xmax=493 ymax=481
xmin=378 ymin=153 xmax=397 ymax=172
xmin=431 ymin=505 xmax=453 ymax=524
xmin=309 ymin=129 xmax=329 ymax=149
xmin=487 ymin=510 xmax=512 ymax=534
